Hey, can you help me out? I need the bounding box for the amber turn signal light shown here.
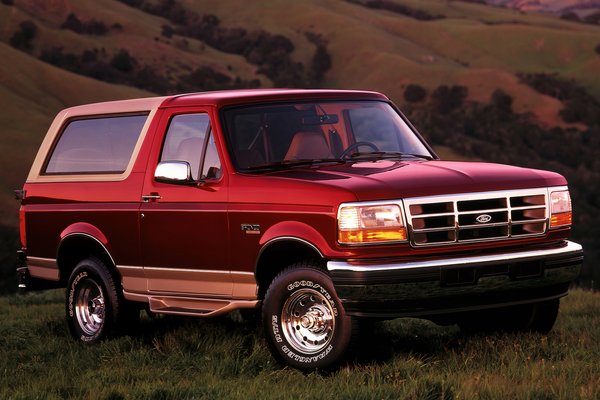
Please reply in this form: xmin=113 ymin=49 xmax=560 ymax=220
xmin=549 ymin=190 xmax=572 ymax=228
xmin=338 ymin=202 xmax=408 ymax=245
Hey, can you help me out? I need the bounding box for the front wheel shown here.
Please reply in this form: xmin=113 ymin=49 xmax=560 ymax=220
xmin=262 ymin=262 xmax=352 ymax=371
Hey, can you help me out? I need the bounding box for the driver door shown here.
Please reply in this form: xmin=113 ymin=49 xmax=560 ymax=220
xmin=139 ymin=108 xmax=231 ymax=296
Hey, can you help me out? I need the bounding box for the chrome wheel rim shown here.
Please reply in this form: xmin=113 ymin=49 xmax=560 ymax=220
xmin=282 ymin=288 xmax=335 ymax=354
xmin=75 ymin=279 xmax=105 ymax=336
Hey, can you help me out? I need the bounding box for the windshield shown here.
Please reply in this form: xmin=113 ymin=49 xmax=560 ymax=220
xmin=222 ymin=100 xmax=433 ymax=171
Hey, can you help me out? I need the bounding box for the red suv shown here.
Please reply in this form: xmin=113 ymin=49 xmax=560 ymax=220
xmin=17 ymin=89 xmax=583 ymax=370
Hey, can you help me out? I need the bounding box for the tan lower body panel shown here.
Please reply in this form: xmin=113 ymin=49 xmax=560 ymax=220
xmin=119 ymin=266 xmax=259 ymax=317
xmin=27 ymin=257 xmax=60 ymax=281
xmin=149 ymin=296 xmax=260 ymax=317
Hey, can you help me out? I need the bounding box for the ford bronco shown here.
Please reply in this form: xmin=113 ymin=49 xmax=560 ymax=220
xmin=16 ymin=89 xmax=583 ymax=370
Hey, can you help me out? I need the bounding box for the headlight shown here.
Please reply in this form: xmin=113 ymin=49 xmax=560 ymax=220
xmin=549 ymin=190 xmax=572 ymax=228
xmin=338 ymin=202 xmax=407 ymax=245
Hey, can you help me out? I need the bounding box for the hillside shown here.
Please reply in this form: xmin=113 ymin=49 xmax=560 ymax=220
xmin=0 ymin=1 xmax=598 ymax=220
xmin=484 ymin=0 xmax=600 ymax=14
xmin=0 ymin=0 xmax=599 ymax=286
xmin=0 ymin=41 xmax=151 ymax=226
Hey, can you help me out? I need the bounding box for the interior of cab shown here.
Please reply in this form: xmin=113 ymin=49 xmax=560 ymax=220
xmin=223 ymin=100 xmax=432 ymax=171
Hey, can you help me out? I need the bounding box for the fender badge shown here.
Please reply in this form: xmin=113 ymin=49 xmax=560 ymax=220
xmin=475 ymin=214 xmax=492 ymax=224
xmin=241 ymin=224 xmax=261 ymax=234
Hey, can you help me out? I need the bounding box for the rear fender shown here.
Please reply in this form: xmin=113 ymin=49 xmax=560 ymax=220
xmin=59 ymin=223 xmax=109 ymax=252
xmin=57 ymin=223 xmax=116 ymax=282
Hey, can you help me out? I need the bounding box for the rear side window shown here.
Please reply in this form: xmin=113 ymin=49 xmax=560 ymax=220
xmin=45 ymin=114 xmax=148 ymax=174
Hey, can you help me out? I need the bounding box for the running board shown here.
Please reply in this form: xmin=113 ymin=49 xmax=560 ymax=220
xmin=148 ymin=296 xmax=260 ymax=317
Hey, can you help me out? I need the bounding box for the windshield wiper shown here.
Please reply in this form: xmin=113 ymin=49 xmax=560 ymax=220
xmin=245 ymin=158 xmax=347 ymax=171
xmin=348 ymin=151 xmax=433 ymax=161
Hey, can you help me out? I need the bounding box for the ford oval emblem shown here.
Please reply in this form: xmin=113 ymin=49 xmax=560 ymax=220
xmin=475 ymin=214 xmax=492 ymax=224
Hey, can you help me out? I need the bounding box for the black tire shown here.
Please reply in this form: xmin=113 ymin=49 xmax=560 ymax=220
xmin=262 ymin=262 xmax=352 ymax=371
xmin=66 ymin=257 xmax=126 ymax=343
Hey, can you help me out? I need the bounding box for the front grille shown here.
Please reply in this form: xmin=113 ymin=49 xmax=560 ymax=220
xmin=404 ymin=189 xmax=548 ymax=247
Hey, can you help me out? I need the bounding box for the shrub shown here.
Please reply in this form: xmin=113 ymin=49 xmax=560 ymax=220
xmin=583 ymin=11 xmax=600 ymax=25
xmin=519 ymin=73 xmax=600 ymax=125
xmin=110 ymin=49 xmax=137 ymax=73
xmin=560 ymin=12 xmax=580 ymax=22
xmin=310 ymin=44 xmax=332 ymax=83
xmin=61 ymin=13 xmax=108 ymax=35
xmin=490 ymin=89 xmax=513 ymax=112
xmin=61 ymin=13 xmax=83 ymax=33
xmin=431 ymin=85 xmax=468 ymax=114
xmin=9 ymin=20 xmax=37 ymax=51
xmin=345 ymin=0 xmax=444 ymax=21
xmin=404 ymin=84 xmax=427 ymax=103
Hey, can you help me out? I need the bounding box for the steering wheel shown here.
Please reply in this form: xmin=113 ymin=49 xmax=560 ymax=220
xmin=340 ymin=141 xmax=379 ymax=159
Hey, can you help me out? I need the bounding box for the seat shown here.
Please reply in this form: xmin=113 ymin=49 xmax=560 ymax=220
xmin=175 ymin=137 xmax=203 ymax=179
xmin=202 ymin=140 xmax=222 ymax=179
xmin=284 ymin=131 xmax=332 ymax=160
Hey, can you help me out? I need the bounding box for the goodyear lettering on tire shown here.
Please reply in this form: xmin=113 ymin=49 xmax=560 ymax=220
xmin=68 ymin=271 xmax=87 ymax=318
xmin=286 ymin=279 xmax=338 ymax=316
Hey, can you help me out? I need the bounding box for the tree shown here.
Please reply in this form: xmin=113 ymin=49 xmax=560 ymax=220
xmin=110 ymin=49 xmax=137 ymax=73
xmin=404 ymin=84 xmax=427 ymax=103
xmin=9 ymin=20 xmax=37 ymax=51
xmin=431 ymin=85 xmax=468 ymax=114
xmin=491 ymin=89 xmax=513 ymax=113
xmin=61 ymin=13 xmax=83 ymax=33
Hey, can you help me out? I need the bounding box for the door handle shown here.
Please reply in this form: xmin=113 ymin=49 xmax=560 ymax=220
xmin=142 ymin=194 xmax=161 ymax=202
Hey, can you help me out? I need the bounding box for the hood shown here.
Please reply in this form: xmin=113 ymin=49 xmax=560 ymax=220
xmin=268 ymin=160 xmax=567 ymax=201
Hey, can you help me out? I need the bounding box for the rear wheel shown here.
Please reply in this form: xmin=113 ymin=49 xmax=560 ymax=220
xmin=66 ymin=257 xmax=131 ymax=342
xmin=262 ymin=262 xmax=352 ymax=371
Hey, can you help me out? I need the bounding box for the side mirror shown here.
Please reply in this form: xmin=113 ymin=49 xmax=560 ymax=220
xmin=154 ymin=161 xmax=194 ymax=184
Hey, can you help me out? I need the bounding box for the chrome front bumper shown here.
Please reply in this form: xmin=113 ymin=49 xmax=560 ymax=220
xmin=327 ymin=241 xmax=583 ymax=318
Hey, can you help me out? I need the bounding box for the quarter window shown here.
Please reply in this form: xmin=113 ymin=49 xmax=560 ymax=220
xmin=45 ymin=114 xmax=148 ymax=174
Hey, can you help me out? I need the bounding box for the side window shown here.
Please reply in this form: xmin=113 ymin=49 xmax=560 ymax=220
xmin=45 ymin=114 xmax=148 ymax=174
xmin=160 ymin=113 xmax=221 ymax=181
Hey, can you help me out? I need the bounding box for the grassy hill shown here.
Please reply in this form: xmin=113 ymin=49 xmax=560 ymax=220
xmin=0 ymin=41 xmax=151 ymax=226
xmin=1 ymin=0 xmax=599 ymax=227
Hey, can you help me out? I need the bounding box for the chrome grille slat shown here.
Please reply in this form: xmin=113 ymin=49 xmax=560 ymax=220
xmin=459 ymin=222 xmax=510 ymax=229
xmin=404 ymin=189 xmax=549 ymax=247
xmin=459 ymin=208 xmax=508 ymax=214
xmin=511 ymin=219 xmax=546 ymax=224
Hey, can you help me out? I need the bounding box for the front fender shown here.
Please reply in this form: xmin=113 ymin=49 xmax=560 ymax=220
xmin=259 ymin=221 xmax=330 ymax=257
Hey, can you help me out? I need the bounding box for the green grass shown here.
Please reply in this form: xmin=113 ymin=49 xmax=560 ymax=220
xmin=0 ymin=289 xmax=598 ymax=399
